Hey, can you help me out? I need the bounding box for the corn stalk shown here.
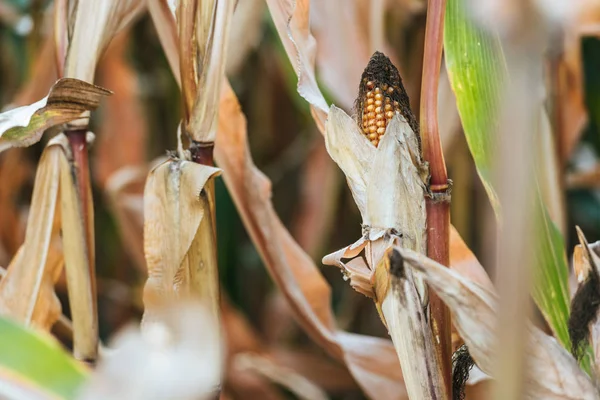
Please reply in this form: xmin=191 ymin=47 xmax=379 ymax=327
xmin=420 ymin=0 xmax=452 ymax=392
xmin=142 ymin=1 xmax=234 ymax=396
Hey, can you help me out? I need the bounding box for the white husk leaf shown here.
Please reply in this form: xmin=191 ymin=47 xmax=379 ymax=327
xmin=324 ymin=104 xmax=439 ymax=398
xmin=379 ymin=249 xmax=447 ymax=400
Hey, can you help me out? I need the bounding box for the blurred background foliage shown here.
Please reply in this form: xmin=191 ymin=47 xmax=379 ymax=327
xmin=0 ymin=0 xmax=599 ymax=397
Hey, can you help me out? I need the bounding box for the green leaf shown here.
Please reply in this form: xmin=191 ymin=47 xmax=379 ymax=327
xmin=0 ymin=317 xmax=88 ymax=399
xmin=444 ymin=0 xmax=504 ymax=212
xmin=532 ymin=196 xmax=571 ymax=346
xmin=444 ymin=0 xmax=572 ymax=349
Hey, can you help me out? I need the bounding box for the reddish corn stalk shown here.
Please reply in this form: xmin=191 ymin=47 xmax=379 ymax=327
xmin=420 ymin=0 xmax=452 ymax=394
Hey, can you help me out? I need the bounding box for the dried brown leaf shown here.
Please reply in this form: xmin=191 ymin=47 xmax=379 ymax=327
xmin=147 ymin=0 xmax=181 ymax=86
xmin=234 ymin=353 xmax=328 ymax=400
xmin=142 ymin=159 xmax=221 ymax=325
xmin=61 ymin=0 xmax=145 ymax=82
xmin=226 ymin=0 xmax=265 ymax=75
xmin=310 ymin=0 xmax=371 ymax=110
xmin=215 ymin=82 xmax=407 ymax=399
xmin=401 ymin=248 xmax=599 ymax=399
xmin=291 ymin=143 xmax=340 ymax=258
xmin=0 ymin=141 xmax=64 ymax=331
xmin=449 ymin=226 xmax=493 ymax=291
xmin=188 ymin=0 xmax=234 ymax=142
xmin=95 ymin=31 xmax=147 ymax=187
xmin=265 ymin=0 xmax=328 ymax=132
xmin=0 ymin=79 xmax=111 ymax=152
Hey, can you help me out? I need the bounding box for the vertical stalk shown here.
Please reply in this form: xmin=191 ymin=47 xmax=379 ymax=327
xmin=420 ymin=0 xmax=452 ymax=394
xmin=189 ymin=139 xmax=220 ymax=400
xmin=65 ymin=127 xmax=98 ymax=362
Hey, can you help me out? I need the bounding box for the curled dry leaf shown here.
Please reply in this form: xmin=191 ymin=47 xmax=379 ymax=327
xmin=215 ymin=82 xmax=407 ymax=399
xmin=58 ymin=0 xmax=145 ymax=81
xmin=142 ymin=159 xmax=221 ymax=326
xmin=265 ymin=0 xmax=329 ymax=132
xmin=292 ymin=143 xmax=341 ymax=258
xmin=78 ymin=303 xmax=222 ymax=400
xmin=400 ymin=248 xmax=599 ymax=399
xmin=0 ymin=78 xmax=111 ymax=152
xmin=0 ymin=141 xmax=64 ymax=331
xmin=147 ymin=0 xmax=181 ymax=87
xmin=310 ymin=0 xmax=371 ymax=110
xmin=234 ymin=353 xmax=328 ymax=400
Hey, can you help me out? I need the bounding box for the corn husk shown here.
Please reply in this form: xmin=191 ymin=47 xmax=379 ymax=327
xmin=0 ymin=78 xmax=110 ymax=152
xmin=0 ymin=140 xmax=64 ymax=330
xmin=400 ymin=247 xmax=599 ymax=399
xmin=142 ymin=159 xmax=221 ymax=326
xmin=321 ymin=104 xmax=445 ymax=399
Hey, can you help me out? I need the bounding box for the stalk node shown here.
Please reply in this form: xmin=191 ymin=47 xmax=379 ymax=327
xmin=189 ymin=140 xmax=215 ymax=165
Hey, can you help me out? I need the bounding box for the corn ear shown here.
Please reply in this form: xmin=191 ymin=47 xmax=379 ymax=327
xmin=142 ymin=159 xmax=221 ymax=325
xmin=0 ymin=141 xmax=64 ymax=330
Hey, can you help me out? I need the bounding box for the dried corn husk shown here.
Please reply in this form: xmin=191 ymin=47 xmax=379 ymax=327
xmin=400 ymin=248 xmax=599 ymax=399
xmin=321 ymin=104 xmax=445 ymax=399
xmin=142 ymin=159 xmax=221 ymax=325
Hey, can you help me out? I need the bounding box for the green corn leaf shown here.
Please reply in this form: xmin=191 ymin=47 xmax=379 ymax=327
xmin=444 ymin=0 xmax=571 ymax=349
xmin=0 ymin=317 xmax=88 ymax=399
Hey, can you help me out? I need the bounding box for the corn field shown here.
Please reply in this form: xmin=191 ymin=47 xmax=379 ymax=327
xmin=0 ymin=0 xmax=599 ymax=399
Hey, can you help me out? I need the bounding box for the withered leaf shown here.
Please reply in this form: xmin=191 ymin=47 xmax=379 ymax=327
xmin=0 ymin=78 xmax=111 ymax=152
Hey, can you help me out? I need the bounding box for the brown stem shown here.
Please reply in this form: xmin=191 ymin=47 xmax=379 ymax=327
xmin=66 ymin=129 xmax=96 ymax=305
xmin=189 ymin=138 xmax=219 ymax=399
xmin=189 ymin=140 xmax=215 ymax=166
xmin=420 ymin=0 xmax=452 ymax=395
